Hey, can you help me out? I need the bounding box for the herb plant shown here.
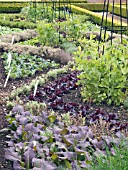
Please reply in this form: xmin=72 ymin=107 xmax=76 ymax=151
xmin=90 ymin=141 xmax=128 ymax=170
xmin=37 ymin=15 xmax=100 ymax=47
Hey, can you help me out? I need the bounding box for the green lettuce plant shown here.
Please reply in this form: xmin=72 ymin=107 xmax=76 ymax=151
xmin=74 ymin=40 xmax=128 ymax=105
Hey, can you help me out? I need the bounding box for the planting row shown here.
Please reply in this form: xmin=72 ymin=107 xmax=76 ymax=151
xmin=0 ymin=25 xmax=21 ymax=36
xmin=1 ymin=53 xmax=59 ymax=79
xmin=26 ymin=71 xmax=128 ymax=132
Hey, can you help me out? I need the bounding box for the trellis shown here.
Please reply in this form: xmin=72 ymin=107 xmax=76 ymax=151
xmin=99 ymin=0 xmax=128 ymax=46
xmin=31 ymin=0 xmax=72 ymax=43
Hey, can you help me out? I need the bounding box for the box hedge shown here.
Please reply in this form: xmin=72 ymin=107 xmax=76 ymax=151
xmin=0 ymin=3 xmax=29 ymax=13
xmin=74 ymin=3 xmax=105 ymax=11
xmin=71 ymin=5 xmax=127 ymax=34
xmin=74 ymin=3 xmax=128 ymax=18
xmin=0 ymin=19 xmax=36 ymax=29
xmin=109 ymin=4 xmax=128 ymax=18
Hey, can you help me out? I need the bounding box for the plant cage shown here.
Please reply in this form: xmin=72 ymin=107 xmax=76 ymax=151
xmin=99 ymin=0 xmax=128 ymax=49
xmin=31 ymin=0 xmax=72 ymax=43
xmin=32 ymin=0 xmax=72 ymax=21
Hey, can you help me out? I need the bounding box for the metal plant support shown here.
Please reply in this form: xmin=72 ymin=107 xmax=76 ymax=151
xmin=32 ymin=0 xmax=72 ymax=43
xmin=99 ymin=0 xmax=128 ymax=52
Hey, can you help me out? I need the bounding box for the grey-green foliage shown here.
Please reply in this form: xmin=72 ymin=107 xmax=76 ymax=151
xmin=74 ymin=39 xmax=128 ymax=105
xmin=2 ymin=53 xmax=59 ymax=79
xmin=0 ymin=25 xmax=21 ymax=35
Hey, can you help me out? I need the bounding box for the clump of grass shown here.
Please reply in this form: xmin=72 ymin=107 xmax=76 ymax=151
xmin=90 ymin=141 xmax=128 ymax=170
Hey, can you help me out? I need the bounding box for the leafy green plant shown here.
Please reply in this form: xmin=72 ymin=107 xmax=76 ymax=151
xmin=0 ymin=25 xmax=21 ymax=35
xmin=18 ymin=37 xmax=40 ymax=46
xmin=21 ymin=4 xmax=69 ymax=23
xmin=74 ymin=40 xmax=128 ymax=105
xmin=37 ymin=20 xmax=65 ymax=46
xmin=37 ymin=15 xmax=100 ymax=47
xmin=2 ymin=53 xmax=59 ymax=79
xmin=90 ymin=141 xmax=128 ymax=170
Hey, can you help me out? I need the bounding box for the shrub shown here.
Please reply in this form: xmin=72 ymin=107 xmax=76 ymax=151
xmin=37 ymin=20 xmax=66 ymax=46
xmin=0 ymin=19 xmax=36 ymax=29
xmin=0 ymin=3 xmax=28 ymax=13
xmin=109 ymin=4 xmax=127 ymax=18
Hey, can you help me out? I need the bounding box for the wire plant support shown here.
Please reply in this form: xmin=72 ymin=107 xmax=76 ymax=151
xmin=98 ymin=0 xmax=128 ymax=53
xmin=31 ymin=0 xmax=72 ymax=43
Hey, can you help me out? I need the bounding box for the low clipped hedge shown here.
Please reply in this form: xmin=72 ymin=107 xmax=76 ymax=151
xmin=74 ymin=3 xmax=105 ymax=11
xmin=74 ymin=3 xmax=127 ymax=18
xmin=109 ymin=4 xmax=128 ymax=18
xmin=0 ymin=0 xmax=87 ymax=2
xmin=0 ymin=3 xmax=29 ymax=13
xmin=0 ymin=1 xmax=86 ymax=13
xmin=71 ymin=5 xmax=127 ymax=29
xmin=0 ymin=13 xmax=22 ymax=20
xmin=0 ymin=19 xmax=36 ymax=29
xmin=0 ymin=13 xmax=36 ymax=29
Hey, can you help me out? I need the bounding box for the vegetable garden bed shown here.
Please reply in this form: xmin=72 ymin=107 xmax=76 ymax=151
xmin=0 ymin=3 xmax=128 ymax=170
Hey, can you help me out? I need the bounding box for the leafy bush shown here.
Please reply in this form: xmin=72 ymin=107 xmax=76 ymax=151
xmin=37 ymin=20 xmax=65 ymax=46
xmin=37 ymin=16 xmax=99 ymax=47
xmin=71 ymin=5 xmax=128 ymax=35
xmin=74 ymin=40 xmax=128 ymax=105
xmin=21 ymin=4 xmax=70 ymax=23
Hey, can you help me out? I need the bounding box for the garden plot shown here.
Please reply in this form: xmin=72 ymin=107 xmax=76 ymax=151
xmin=0 ymin=26 xmax=21 ymax=36
xmin=0 ymin=4 xmax=128 ymax=170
